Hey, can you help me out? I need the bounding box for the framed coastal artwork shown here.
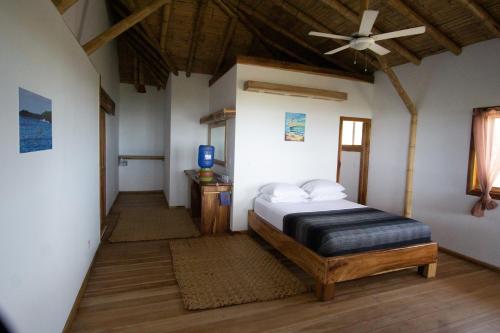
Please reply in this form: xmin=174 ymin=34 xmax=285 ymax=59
xmin=284 ymin=112 xmax=306 ymax=142
xmin=19 ymin=88 xmax=52 ymax=153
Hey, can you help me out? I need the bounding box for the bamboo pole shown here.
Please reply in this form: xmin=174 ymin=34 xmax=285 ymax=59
xmin=378 ymin=56 xmax=417 ymax=218
xmin=186 ymin=0 xmax=209 ymax=77
xmin=83 ymin=0 xmax=169 ymax=55
xmin=213 ymin=18 xmax=237 ymax=75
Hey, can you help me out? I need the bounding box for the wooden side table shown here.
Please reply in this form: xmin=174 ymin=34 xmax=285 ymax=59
xmin=184 ymin=170 xmax=232 ymax=234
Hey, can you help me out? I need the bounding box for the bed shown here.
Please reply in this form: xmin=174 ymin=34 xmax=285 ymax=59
xmin=249 ymin=198 xmax=438 ymax=301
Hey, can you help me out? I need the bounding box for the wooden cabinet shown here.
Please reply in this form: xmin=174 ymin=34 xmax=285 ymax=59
xmin=184 ymin=170 xmax=232 ymax=234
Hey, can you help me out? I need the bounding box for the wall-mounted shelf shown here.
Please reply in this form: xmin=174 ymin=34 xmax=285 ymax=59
xmin=119 ymin=155 xmax=165 ymax=161
xmin=200 ymin=108 xmax=236 ymax=124
xmin=243 ymin=80 xmax=348 ymax=101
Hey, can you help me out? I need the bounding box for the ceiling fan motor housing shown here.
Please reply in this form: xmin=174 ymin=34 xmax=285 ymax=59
xmin=350 ymin=37 xmax=375 ymax=51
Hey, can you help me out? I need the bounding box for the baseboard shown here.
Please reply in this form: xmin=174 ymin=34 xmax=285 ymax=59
xmin=62 ymin=245 xmax=100 ymax=333
xmin=439 ymin=246 xmax=500 ymax=273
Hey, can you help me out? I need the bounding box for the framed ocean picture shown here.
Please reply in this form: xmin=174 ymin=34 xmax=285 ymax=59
xmin=284 ymin=112 xmax=306 ymax=142
xmin=19 ymin=88 xmax=52 ymax=153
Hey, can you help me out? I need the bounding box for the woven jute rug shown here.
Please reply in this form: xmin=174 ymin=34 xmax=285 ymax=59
xmin=109 ymin=207 xmax=200 ymax=242
xmin=169 ymin=234 xmax=307 ymax=310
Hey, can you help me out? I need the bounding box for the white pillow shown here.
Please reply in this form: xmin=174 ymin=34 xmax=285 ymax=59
xmin=301 ymin=179 xmax=345 ymax=196
xmin=258 ymin=193 xmax=309 ymax=203
xmin=259 ymin=183 xmax=309 ymax=198
xmin=310 ymin=192 xmax=347 ymax=202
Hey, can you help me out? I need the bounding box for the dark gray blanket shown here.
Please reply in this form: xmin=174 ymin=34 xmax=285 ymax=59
xmin=283 ymin=208 xmax=431 ymax=257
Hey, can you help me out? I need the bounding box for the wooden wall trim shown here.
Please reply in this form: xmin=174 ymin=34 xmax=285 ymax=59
xmin=243 ymin=81 xmax=348 ymax=101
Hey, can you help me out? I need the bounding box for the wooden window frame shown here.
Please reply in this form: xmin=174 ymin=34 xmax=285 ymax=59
xmin=466 ymin=107 xmax=500 ymax=200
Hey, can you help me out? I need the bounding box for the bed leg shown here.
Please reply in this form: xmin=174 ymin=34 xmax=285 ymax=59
xmin=418 ymin=263 xmax=437 ymax=278
xmin=315 ymin=282 xmax=335 ymax=301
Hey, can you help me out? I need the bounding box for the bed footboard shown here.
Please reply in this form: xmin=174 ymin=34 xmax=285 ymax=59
xmin=248 ymin=210 xmax=438 ymax=301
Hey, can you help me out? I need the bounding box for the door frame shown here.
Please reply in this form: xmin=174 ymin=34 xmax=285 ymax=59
xmin=337 ymin=116 xmax=372 ymax=204
xmin=99 ymin=108 xmax=106 ymax=230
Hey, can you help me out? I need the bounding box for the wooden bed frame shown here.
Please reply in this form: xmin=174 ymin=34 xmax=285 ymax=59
xmin=248 ymin=210 xmax=438 ymax=301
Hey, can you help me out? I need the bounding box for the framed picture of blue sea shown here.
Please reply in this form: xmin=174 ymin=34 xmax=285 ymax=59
xmin=19 ymin=88 xmax=52 ymax=153
xmin=284 ymin=112 xmax=306 ymax=142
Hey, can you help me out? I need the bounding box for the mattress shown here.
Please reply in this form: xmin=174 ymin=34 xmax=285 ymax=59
xmin=253 ymin=198 xmax=432 ymax=257
xmin=254 ymin=197 xmax=365 ymax=231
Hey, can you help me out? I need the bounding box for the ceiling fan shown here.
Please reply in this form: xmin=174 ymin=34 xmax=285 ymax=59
xmin=309 ymin=10 xmax=426 ymax=56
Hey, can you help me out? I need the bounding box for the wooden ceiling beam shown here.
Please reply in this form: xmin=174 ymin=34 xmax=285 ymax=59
xmin=213 ymin=18 xmax=237 ymax=75
xmin=386 ymin=0 xmax=461 ymax=55
xmin=112 ymin=1 xmax=179 ymax=75
xmin=457 ymin=0 xmax=500 ymax=38
xmin=160 ymin=0 xmax=175 ymax=52
xmin=360 ymin=0 xmax=370 ymax=14
xmin=231 ymin=1 xmax=356 ymax=73
xmin=274 ymin=0 xmax=379 ymax=70
xmin=83 ymin=0 xmax=168 ymax=55
xmin=319 ymin=0 xmax=421 ymax=65
xmin=186 ymin=0 xmax=209 ymax=77
xmin=217 ymin=0 xmax=315 ymax=66
xmin=53 ymin=0 xmax=79 ymax=14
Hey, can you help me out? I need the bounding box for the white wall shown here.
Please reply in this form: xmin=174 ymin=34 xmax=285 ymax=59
xmin=209 ymin=66 xmax=237 ymax=178
xmin=0 ymin=1 xmax=100 ymax=332
xmin=119 ymin=84 xmax=166 ymax=191
xmin=369 ymin=39 xmax=500 ymax=267
xmin=231 ymin=64 xmax=375 ymax=230
xmin=63 ymin=0 xmax=121 ymax=213
xmin=167 ymin=73 xmax=210 ymax=207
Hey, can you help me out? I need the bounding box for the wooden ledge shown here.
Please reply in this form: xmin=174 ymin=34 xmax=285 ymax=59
xmin=200 ymin=108 xmax=236 ymax=124
xmin=243 ymin=81 xmax=348 ymax=101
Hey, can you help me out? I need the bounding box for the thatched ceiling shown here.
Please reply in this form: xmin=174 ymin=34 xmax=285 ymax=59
xmin=108 ymin=0 xmax=500 ymax=87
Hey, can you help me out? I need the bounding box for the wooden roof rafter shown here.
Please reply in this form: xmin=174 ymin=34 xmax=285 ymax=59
xmin=83 ymin=0 xmax=169 ymax=55
xmin=213 ymin=17 xmax=238 ymax=76
xmin=228 ymin=0 xmax=358 ymax=73
xmin=319 ymin=0 xmax=421 ymax=65
xmin=186 ymin=0 xmax=209 ymax=77
xmin=53 ymin=0 xmax=79 ymax=14
xmin=160 ymin=0 xmax=175 ymax=53
xmin=386 ymin=0 xmax=462 ymax=55
xmin=111 ymin=0 xmax=179 ymax=76
xmin=458 ymin=0 xmax=500 ymax=38
xmin=216 ymin=0 xmax=315 ymax=66
xmin=272 ymin=0 xmax=379 ymax=71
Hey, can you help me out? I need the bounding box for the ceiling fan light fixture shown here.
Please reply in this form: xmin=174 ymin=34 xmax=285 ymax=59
xmin=350 ymin=37 xmax=374 ymax=51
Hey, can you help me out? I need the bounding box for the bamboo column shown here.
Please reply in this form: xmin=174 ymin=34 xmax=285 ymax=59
xmin=377 ymin=56 xmax=418 ymax=218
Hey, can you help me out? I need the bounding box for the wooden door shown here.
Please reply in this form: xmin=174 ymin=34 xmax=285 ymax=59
xmin=337 ymin=117 xmax=371 ymax=204
xmin=99 ymin=109 xmax=106 ymax=230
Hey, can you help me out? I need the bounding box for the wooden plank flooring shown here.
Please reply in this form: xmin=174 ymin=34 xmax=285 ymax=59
xmin=71 ymin=193 xmax=500 ymax=332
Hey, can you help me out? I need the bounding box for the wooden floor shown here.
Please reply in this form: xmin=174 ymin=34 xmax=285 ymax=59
xmin=71 ymin=193 xmax=500 ymax=333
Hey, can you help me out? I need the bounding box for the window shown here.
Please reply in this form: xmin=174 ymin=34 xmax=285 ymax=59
xmin=341 ymin=120 xmax=364 ymax=147
xmin=466 ymin=107 xmax=500 ymax=199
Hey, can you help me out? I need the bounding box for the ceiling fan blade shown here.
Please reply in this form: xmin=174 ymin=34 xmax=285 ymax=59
xmin=368 ymin=43 xmax=391 ymax=55
xmin=324 ymin=44 xmax=351 ymax=55
xmin=372 ymin=26 xmax=426 ymax=41
xmin=309 ymin=31 xmax=352 ymax=41
xmin=358 ymin=10 xmax=379 ymax=36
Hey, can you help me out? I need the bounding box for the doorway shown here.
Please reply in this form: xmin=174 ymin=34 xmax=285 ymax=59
xmin=337 ymin=117 xmax=371 ymax=204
